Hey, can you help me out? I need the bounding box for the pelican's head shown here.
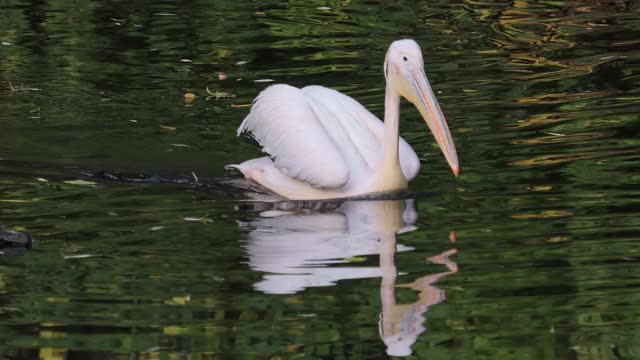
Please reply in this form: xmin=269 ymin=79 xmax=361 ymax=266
xmin=384 ymin=39 xmax=459 ymax=176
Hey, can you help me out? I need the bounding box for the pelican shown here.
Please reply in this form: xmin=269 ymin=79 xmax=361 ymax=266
xmin=227 ymin=39 xmax=459 ymax=200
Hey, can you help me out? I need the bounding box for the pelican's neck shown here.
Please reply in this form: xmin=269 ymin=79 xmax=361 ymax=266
xmin=383 ymin=83 xmax=401 ymax=166
xmin=375 ymin=83 xmax=407 ymax=191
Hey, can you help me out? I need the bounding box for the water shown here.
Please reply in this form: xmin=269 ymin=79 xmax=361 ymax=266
xmin=1 ymin=0 xmax=639 ymax=358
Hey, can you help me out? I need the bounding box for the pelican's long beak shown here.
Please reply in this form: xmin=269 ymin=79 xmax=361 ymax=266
xmin=405 ymin=68 xmax=459 ymax=176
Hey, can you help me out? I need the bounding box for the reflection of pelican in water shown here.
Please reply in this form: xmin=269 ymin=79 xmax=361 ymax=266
xmin=239 ymin=199 xmax=458 ymax=356
xmin=241 ymin=200 xmax=417 ymax=294
xmin=380 ymin=235 xmax=457 ymax=356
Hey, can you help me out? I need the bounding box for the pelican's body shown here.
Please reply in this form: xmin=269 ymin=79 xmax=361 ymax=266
xmin=227 ymin=40 xmax=459 ymax=200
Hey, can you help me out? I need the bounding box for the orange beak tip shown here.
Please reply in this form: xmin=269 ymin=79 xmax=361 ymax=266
xmin=453 ymin=166 xmax=460 ymax=177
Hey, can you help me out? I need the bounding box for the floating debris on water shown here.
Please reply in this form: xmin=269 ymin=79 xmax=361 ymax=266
xmin=206 ymin=87 xmax=235 ymax=100
xmin=180 ymin=212 xmax=209 ymax=222
xmin=0 ymin=229 xmax=32 ymax=245
xmin=64 ymin=179 xmax=98 ymax=186
xmin=62 ymin=254 xmax=95 ymax=260
xmin=184 ymin=92 xmax=197 ymax=103
xmin=0 ymin=228 xmax=33 ymax=256
xmin=8 ymin=81 xmax=41 ymax=93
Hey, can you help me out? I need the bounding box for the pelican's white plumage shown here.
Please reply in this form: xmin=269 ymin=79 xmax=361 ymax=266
xmin=228 ymin=39 xmax=459 ymax=200
xmin=235 ymin=85 xmax=420 ymax=188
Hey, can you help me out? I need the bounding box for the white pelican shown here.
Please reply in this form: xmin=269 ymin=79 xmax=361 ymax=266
xmin=227 ymin=39 xmax=459 ymax=200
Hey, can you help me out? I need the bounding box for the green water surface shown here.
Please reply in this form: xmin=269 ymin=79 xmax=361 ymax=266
xmin=1 ymin=0 xmax=640 ymax=358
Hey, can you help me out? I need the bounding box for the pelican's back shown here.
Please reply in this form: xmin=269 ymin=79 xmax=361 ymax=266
xmin=237 ymin=84 xmax=350 ymax=188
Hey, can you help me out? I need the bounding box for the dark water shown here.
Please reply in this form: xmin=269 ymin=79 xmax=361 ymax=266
xmin=1 ymin=0 xmax=640 ymax=358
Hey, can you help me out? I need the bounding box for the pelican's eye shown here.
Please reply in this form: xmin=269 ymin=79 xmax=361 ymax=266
xmin=403 ymin=56 xmax=408 ymax=61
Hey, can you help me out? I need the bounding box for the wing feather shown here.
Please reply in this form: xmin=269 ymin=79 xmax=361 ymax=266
xmin=237 ymin=85 xmax=350 ymax=188
xmin=302 ymin=86 xmax=421 ymax=181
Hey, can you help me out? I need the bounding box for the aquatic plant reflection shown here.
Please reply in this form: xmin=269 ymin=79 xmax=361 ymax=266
xmin=240 ymin=199 xmax=457 ymax=356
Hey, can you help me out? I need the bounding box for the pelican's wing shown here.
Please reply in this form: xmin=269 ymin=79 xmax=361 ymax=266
xmin=237 ymin=85 xmax=350 ymax=188
xmin=302 ymin=86 xmax=421 ymax=181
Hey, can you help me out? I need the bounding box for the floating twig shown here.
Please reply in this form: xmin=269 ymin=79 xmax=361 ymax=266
xmin=180 ymin=212 xmax=209 ymax=222
xmin=206 ymin=86 xmax=235 ymax=100
xmin=7 ymin=81 xmax=41 ymax=93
